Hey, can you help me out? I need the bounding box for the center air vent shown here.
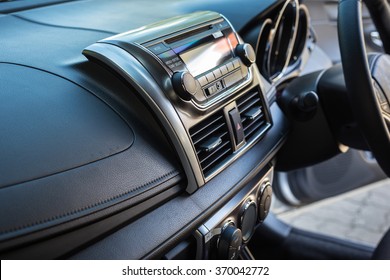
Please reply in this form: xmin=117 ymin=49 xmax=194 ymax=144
xmin=237 ymin=89 xmax=270 ymax=141
xmin=189 ymin=112 xmax=232 ymax=178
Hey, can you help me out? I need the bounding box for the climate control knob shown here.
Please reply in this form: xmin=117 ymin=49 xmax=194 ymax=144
xmin=240 ymin=200 xmax=257 ymax=243
xmin=218 ymin=223 xmax=242 ymax=260
xmin=258 ymin=182 xmax=272 ymax=222
xmin=172 ymin=71 xmax=198 ymax=101
xmin=235 ymin=43 xmax=256 ymax=67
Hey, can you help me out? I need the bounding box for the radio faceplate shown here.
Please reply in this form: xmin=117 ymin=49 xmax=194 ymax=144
xmin=98 ymin=11 xmax=254 ymax=108
xmin=83 ymin=11 xmax=272 ymax=193
xmin=142 ymin=23 xmax=249 ymax=106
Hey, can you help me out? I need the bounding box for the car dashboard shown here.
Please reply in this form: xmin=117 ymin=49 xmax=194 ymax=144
xmin=0 ymin=0 xmax=331 ymax=259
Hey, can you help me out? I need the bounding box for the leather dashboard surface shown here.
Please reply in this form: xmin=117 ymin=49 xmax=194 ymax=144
xmin=0 ymin=12 xmax=183 ymax=246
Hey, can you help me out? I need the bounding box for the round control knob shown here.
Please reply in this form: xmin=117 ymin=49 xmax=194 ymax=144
xmin=235 ymin=43 xmax=256 ymax=67
xmin=172 ymin=71 xmax=198 ymax=101
xmin=240 ymin=200 xmax=257 ymax=242
xmin=240 ymin=200 xmax=257 ymax=243
xmin=218 ymin=224 xmax=242 ymax=260
xmin=258 ymin=182 xmax=272 ymax=222
xmin=295 ymin=91 xmax=319 ymax=112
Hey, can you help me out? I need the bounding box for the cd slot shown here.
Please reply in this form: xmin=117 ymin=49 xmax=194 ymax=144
xmin=165 ymin=25 xmax=213 ymax=44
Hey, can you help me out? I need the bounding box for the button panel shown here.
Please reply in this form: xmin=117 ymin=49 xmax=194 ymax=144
xmin=195 ymin=58 xmax=244 ymax=100
xmin=158 ymin=50 xmax=185 ymax=72
xmin=206 ymin=80 xmax=225 ymax=96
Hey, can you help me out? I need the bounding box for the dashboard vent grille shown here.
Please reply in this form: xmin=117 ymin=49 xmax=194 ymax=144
xmin=189 ymin=111 xmax=232 ymax=177
xmin=237 ymin=89 xmax=269 ymax=141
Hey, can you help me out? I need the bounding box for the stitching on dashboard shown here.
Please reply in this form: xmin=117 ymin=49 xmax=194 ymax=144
xmin=0 ymin=170 xmax=180 ymax=237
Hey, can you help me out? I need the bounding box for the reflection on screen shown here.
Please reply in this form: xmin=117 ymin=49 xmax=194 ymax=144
xmin=179 ymin=37 xmax=233 ymax=77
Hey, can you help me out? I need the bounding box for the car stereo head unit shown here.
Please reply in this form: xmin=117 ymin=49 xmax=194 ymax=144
xmin=91 ymin=11 xmax=256 ymax=108
xmin=151 ymin=26 xmax=250 ymax=106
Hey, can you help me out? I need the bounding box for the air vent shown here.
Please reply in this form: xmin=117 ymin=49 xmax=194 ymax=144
xmin=237 ymin=89 xmax=269 ymax=141
xmin=289 ymin=5 xmax=309 ymax=66
xmin=189 ymin=111 xmax=232 ymax=177
xmin=255 ymin=19 xmax=273 ymax=80
xmin=267 ymin=0 xmax=298 ymax=80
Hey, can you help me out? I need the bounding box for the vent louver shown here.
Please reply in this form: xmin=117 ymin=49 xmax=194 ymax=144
xmin=189 ymin=112 xmax=232 ymax=177
xmin=237 ymin=89 xmax=268 ymax=141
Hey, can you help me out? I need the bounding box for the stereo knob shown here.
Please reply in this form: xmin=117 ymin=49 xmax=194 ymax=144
xmin=218 ymin=224 xmax=242 ymax=260
xmin=235 ymin=43 xmax=256 ymax=67
xmin=172 ymin=71 xmax=198 ymax=101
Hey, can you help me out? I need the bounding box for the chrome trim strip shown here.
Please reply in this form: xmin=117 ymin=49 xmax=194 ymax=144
xmin=288 ymin=4 xmax=310 ymax=67
xmin=267 ymin=0 xmax=300 ymax=82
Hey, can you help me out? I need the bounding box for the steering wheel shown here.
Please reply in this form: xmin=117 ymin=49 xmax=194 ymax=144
xmin=338 ymin=0 xmax=390 ymax=176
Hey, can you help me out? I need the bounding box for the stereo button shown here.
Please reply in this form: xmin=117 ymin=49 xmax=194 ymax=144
xmin=224 ymin=70 xmax=243 ymax=88
xmin=148 ymin=42 xmax=170 ymax=55
xmin=233 ymin=59 xmax=241 ymax=69
xmin=205 ymin=72 xmax=216 ymax=83
xmin=158 ymin=50 xmax=184 ymax=71
xmin=213 ymin=69 xmax=222 ymax=79
xmin=226 ymin=62 xmax=235 ymax=72
xmin=215 ymin=80 xmax=224 ymax=91
xmin=206 ymin=84 xmax=217 ymax=96
xmin=220 ymin=65 xmax=228 ymax=75
xmin=198 ymin=76 xmax=208 ymax=87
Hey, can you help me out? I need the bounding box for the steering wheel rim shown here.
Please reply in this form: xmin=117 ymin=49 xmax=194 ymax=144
xmin=338 ymin=0 xmax=390 ymax=176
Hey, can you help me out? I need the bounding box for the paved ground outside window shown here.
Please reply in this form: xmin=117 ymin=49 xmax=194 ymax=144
xmin=273 ymin=179 xmax=390 ymax=247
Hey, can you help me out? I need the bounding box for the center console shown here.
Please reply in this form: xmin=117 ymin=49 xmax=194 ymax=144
xmin=83 ymin=11 xmax=272 ymax=193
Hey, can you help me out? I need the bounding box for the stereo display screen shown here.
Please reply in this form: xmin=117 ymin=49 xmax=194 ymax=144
xmin=177 ymin=36 xmax=234 ymax=77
